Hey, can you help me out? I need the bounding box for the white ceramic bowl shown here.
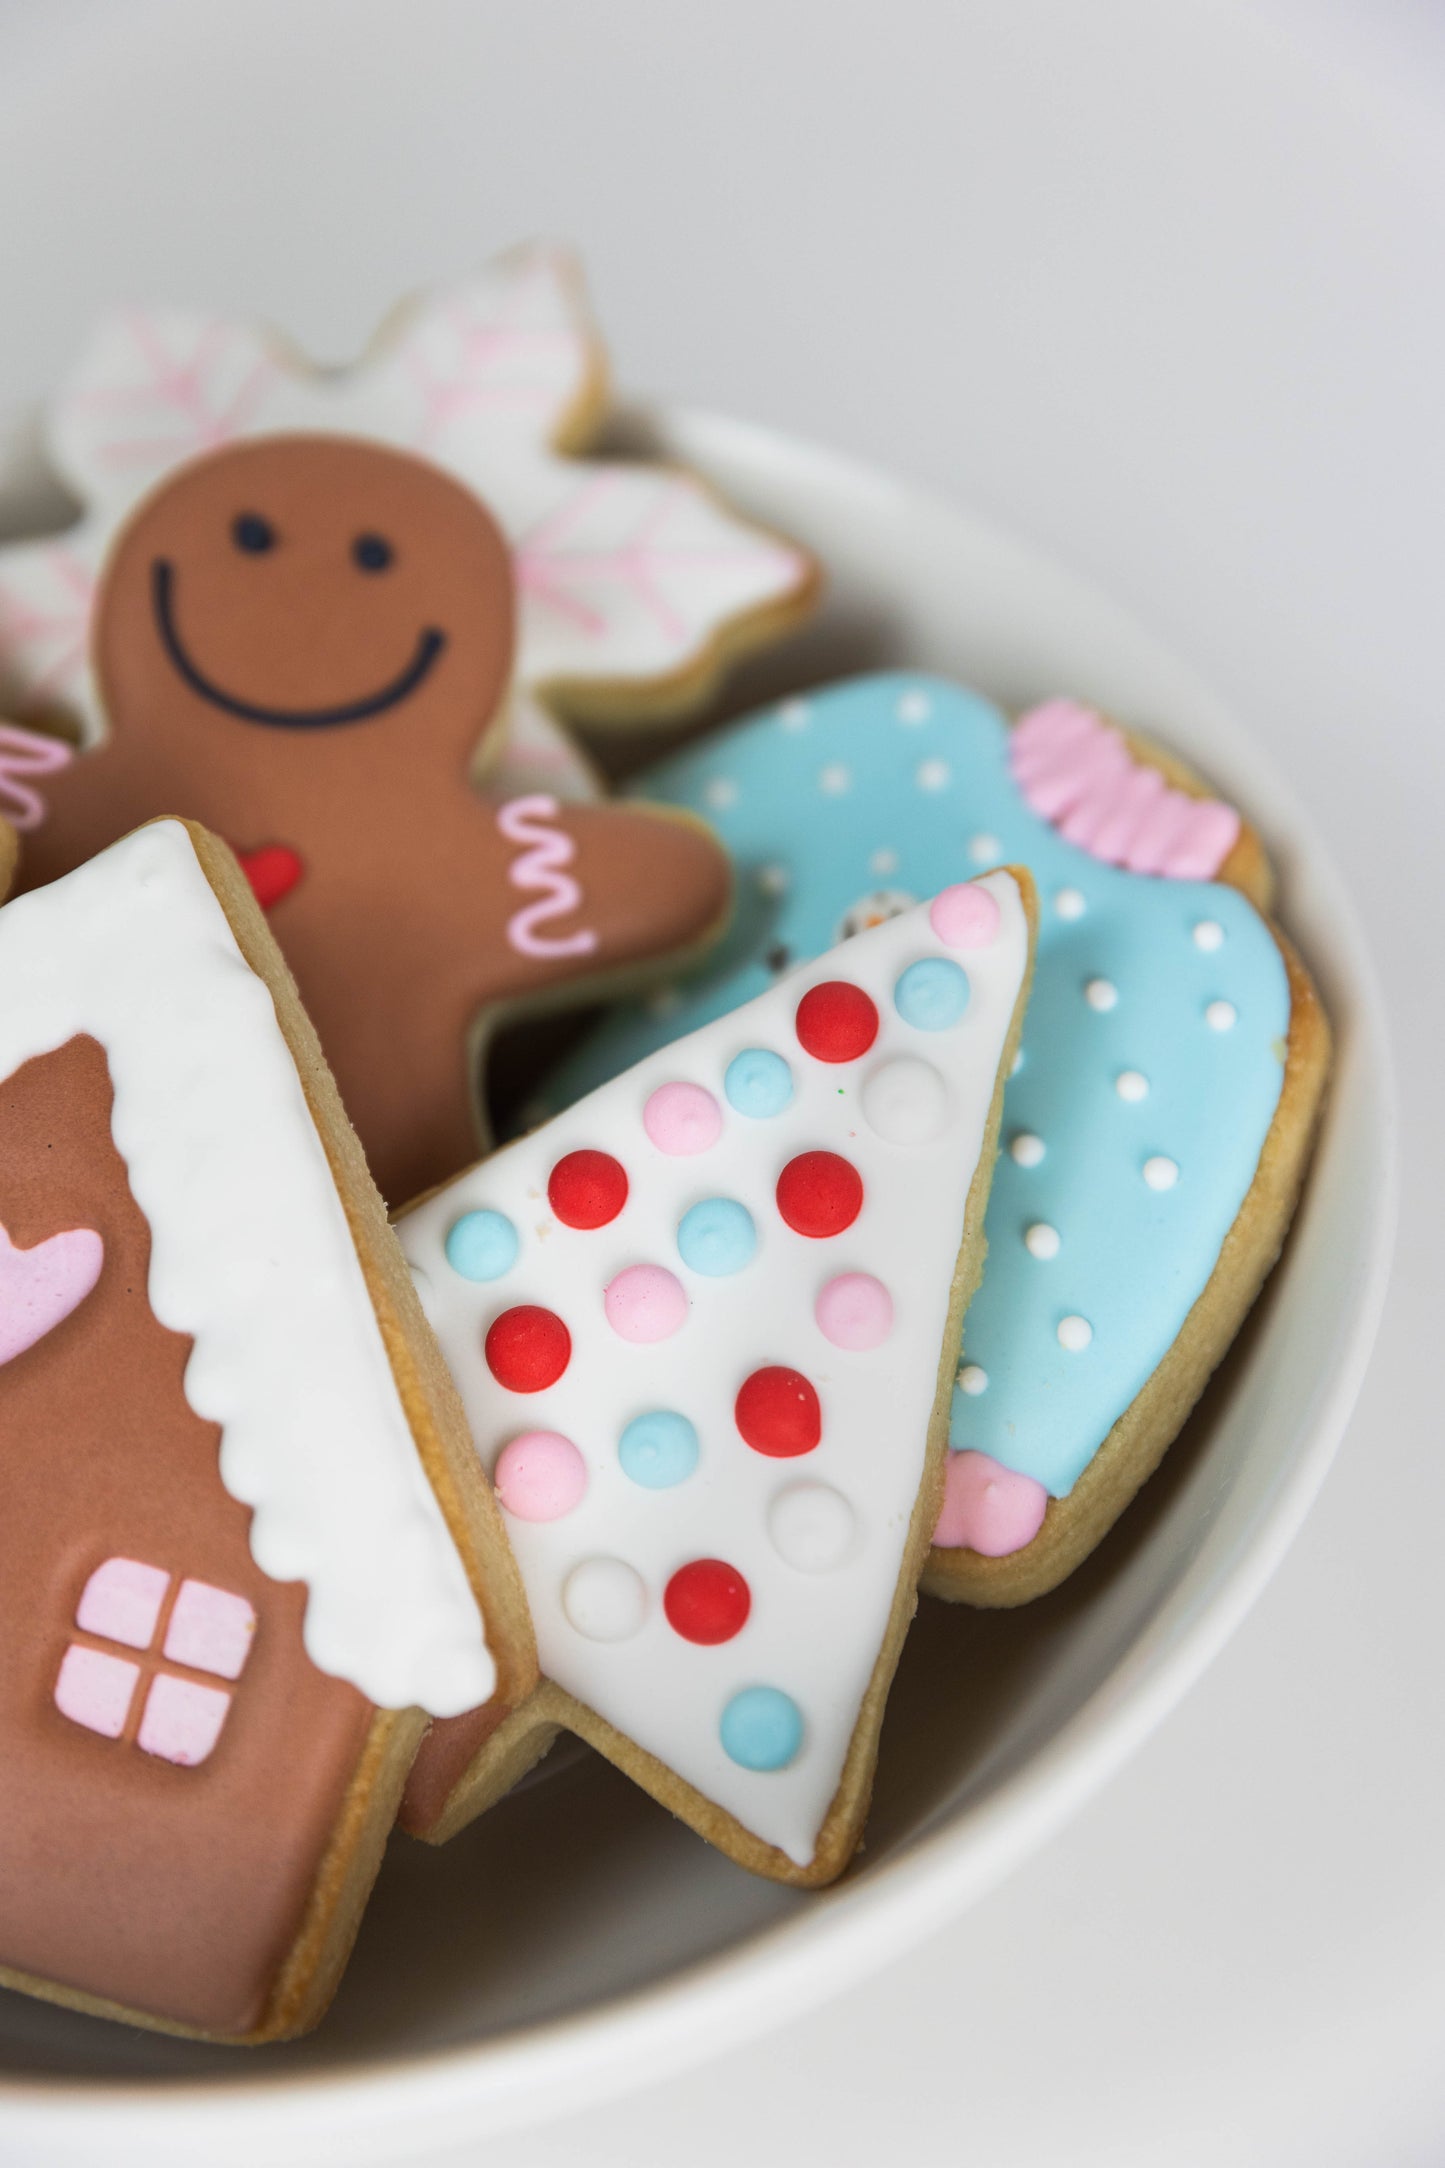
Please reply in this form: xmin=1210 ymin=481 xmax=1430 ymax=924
xmin=0 ymin=410 xmax=1395 ymax=2166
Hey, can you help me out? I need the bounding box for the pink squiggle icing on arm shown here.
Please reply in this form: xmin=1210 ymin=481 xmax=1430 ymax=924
xmin=0 ymin=724 xmax=74 ymax=831
xmin=496 ymin=794 xmax=600 ymax=960
xmin=1010 ymin=699 xmax=1240 ymax=880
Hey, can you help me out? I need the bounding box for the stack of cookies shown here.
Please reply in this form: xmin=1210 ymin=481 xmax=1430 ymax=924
xmin=0 ymin=247 xmax=1329 ymax=2040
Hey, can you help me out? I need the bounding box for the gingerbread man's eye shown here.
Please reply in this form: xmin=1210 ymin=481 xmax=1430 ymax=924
xmin=232 ymin=513 xmax=276 ymax=554
xmin=352 ymin=533 xmax=394 ymax=573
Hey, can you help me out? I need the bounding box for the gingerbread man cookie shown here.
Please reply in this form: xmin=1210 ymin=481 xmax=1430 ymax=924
xmin=541 ymin=675 xmax=1331 ymax=1603
xmin=4 ymin=431 xmax=732 ymax=1204
xmin=0 ymin=243 xmax=818 ymax=799
xmin=0 ymin=817 xmax=533 ymax=2040
xmin=397 ymin=873 xmax=1036 ymax=1881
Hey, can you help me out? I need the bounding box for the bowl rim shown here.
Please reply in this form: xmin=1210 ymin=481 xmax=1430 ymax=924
xmin=0 ymin=404 xmax=1398 ymax=2154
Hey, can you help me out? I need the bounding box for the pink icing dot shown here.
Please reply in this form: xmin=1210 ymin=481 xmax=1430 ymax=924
xmin=929 ymin=883 xmax=1001 ymax=951
xmin=494 ymin=1430 xmax=588 ymax=1521
xmin=934 ymin=1449 xmax=1048 ymax=1555
xmin=643 ymin=1081 xmax=723 ymax=1156
xmin=815 ymin=1272 xmax=894 ymax=1350
xmin=604 ymin=1263 xmax=690 ymax=1343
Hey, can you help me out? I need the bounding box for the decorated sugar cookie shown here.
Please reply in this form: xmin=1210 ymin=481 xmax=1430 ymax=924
xmin=397 ymin=872 xmax=1035 ymax=1881
xmin=0 ymin=818 xmax=533 ymax=2040
xmin=542 ymin=675 xmax=1331 ymax=1604
xmin=0 ymin=426 xmax=733 ymax=1204
xmin=0 ymin=244 xmax=817 ymax=796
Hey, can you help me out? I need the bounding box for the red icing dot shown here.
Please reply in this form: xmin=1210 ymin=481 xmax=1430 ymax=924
xmin=547 ymin=1149 xmax=628 ymax=1230
xmin=484 ymin=1306 xmax=571 ymax=1392
xmin=735 ymin=1366 xmax=823 ymax=1458
xmin=664 ymin=1559 xmax=752 ymax=1645
xmin=775 ymin=1151 xmax=863 ymax=1238
xmin=795 ymin=980 xmax=879 ymax=1063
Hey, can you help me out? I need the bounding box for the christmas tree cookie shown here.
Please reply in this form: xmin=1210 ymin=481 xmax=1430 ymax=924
xmin=397 ymin=871 xmax=1036 ymax=1882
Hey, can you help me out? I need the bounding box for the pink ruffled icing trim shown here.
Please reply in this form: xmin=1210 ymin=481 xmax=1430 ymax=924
xmin=1009 ymin=699 xmax=1240 ymax=880
xmin=0 ymin=723 xmax=73 ymax=832
xmin=934 ymin=1449 xmax=1049 ymax=1557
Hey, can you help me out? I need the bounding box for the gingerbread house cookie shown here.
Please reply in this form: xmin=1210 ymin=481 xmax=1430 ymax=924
xmin=0 ymin=818 xmax=532 ymax=2040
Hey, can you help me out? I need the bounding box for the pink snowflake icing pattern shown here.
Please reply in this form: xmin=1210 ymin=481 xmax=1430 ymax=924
xmin=0 ymin=246 xmax=811 ymax=752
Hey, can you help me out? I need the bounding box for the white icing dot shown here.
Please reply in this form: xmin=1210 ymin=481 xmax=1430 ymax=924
xmin=968 ymin=833 xmax=1001 ymax=865
xmin=1058 ymin=1315 xmax=1093 ymax=1352
xmin=1010 ymin=1131 xmax=1045 ymax=1168
xmin=916 ymin=758 xmax=951 ymax=793
xmin=646 ymin=985 xmax=681 ymax=1018
xmin=768 ymin=1482 xmax=857 ymax=1574
xmin=1025 ymin=1222 xmax=1060 ymax=1260
xmin=861 ymin=1056 xmax=949 ymax=1145
xmin=1011 ymin=1046 xmax=1025 ymax=1076
xmin=757 ymin=863 xmax=789 ymax=898
xmin=1054 ymin=887 xmax=1086 ymax=920
xmin=819 ymin=763 xmax=851 ymax=795
xmin=869 ymin=847 xmax=899 ymax=878
xmin=896 ymin=688 xmax=932 ymax=724
xmin=1085 ymin=978 xmax=1118 ymax=1012
xmin=778 ymin=698 xmax=810 ymax=731
xmin=562 ymin=1558 xmax=648 ymax=1643
xmin=704 ymin=777 xmax=738 ymax=811
xmin=958 ymin=1363 xmax=989 ymax=1396
xmin=1143 ymin=1155 xmax=1180 ymax=1191
xmin=1193 ymin=919 xmax=1224 ymax=952
xmin=1206 ymin=999 xmax=1237 ymax=1031
xmin=1115 ymin=1069 xmax=1149 ymax=1102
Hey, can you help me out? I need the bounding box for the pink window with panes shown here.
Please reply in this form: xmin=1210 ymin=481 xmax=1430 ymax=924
xmin=53 ymin=1557 xmax=257 ymax=1767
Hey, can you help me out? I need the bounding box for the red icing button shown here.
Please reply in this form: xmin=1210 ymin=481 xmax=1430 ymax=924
xmin=484 ymin=1306 xmax=571 ymax=1392
xmin=237 ymin=843 xmax=304 ymax=909
xmin=664 ymin=1559 xmax=752 ymax=1644
xmin=776 ymin=1151 xmax=863 ymax=1238
xmin=735 ymin=1366 xmax=823 ymax=1458
xmin=547 ymin=1149 xmax=628 ymax=1230
xmin=795 ymin=980 xmax=879 ymax=1063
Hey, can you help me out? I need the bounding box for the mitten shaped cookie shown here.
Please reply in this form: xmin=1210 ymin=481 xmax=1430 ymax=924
xmin=0 ymin=818 xmax=533 ymax=2041
xmin=541 ymin=675 xmax=1331 ymax=1604
xmin=1 ymin=430 xmax=732 ymax=1204
xmin=396 ymin=872 xmax=1035 ymax=1882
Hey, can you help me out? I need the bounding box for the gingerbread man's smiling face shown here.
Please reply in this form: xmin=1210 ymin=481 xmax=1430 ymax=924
xmin=94 ymin=434 xmax=515 ymax=753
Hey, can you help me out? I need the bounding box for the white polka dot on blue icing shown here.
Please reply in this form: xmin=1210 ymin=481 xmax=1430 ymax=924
xmin=677 ymin=1197 xmax=756 ymax=1276
xmin=725 ymin=1047 xmax=793 ymax=1118
xmin=619 ymin=1410 xmax=700 ymax=1488
xmin=894 ymin=957 xmax=971 ymax=1031
xmin=720 ymin=1686 xmax=803 ymax=1770
xmin=444 ymin=1208 xmax=518 ymax=1282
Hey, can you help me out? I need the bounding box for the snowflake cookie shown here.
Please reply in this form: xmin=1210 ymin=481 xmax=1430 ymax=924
xmin=397 ymin=870 xmax=1036 ymax=1881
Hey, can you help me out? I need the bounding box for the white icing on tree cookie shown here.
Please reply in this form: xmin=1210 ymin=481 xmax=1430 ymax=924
xmin=399 ymin=872 xmax=1032 ymax=1868
xmin=0 ymin=246 xmax=811 ymax=800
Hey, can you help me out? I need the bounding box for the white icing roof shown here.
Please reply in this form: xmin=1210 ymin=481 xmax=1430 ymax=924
xmin=0 ymin=821 xmax=494 ymax=1717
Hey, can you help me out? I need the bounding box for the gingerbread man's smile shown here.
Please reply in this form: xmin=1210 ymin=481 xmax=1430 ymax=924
xmin=150 ymin=556 xmax=447 ymax=729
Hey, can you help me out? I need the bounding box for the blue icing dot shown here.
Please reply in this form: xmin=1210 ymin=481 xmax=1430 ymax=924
xmin=677 ymin=1196 xmax=756 ymax=1276
xmin=444 ymin=1208 xmax=518 ymax=1282
xmin=894 ymin=956 xmax=971 ymax=1030
xmin=619 ymin=1410 xmax=699 ymax=1489
xmin=720 ymin=1686 xmax=803 ymax=1771
xmin=547 ymin=674 xmax=1292 ymax=1501
xmin=724 ymin=1047 xmax=793 ymax=1118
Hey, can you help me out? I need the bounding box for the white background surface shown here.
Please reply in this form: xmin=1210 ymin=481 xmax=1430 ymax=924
xmin=0 ymin=3 xmax=1438 ymax=2160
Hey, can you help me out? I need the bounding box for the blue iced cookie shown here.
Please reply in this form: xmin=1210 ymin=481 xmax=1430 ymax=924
xmin=543 ymin=675 xmax=1328 ymax=1599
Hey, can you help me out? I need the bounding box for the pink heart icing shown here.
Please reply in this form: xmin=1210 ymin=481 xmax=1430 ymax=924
xmin=0 ymin=1222 xmax=104 ymax=1366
